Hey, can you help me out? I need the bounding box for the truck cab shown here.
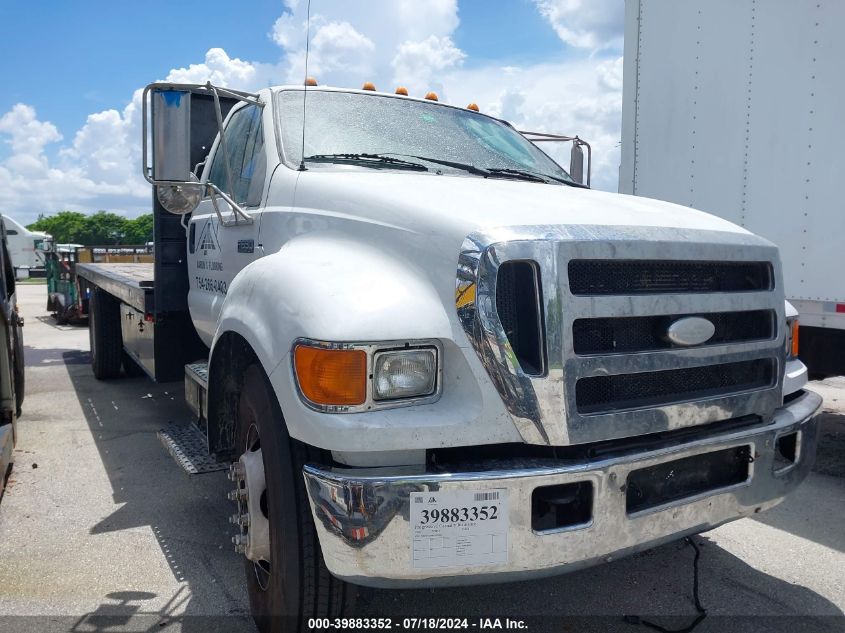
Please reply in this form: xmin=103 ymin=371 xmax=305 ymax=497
xmin=79 ymin=81 xmax=820 ymax=630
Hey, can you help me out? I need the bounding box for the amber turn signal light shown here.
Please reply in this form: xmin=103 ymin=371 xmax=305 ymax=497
xmin=791 ymin=319 xmax=800 ymax=358
xmin=294 ymin=345 xmax=367 ymax=406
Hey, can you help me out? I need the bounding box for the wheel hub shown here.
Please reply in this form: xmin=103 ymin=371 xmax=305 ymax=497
xmin=228 ymin=448 xmax=270 ymax=563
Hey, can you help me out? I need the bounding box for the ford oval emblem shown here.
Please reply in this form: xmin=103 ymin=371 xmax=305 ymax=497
xmin=666 ymin=316 xmax=716 ymax=346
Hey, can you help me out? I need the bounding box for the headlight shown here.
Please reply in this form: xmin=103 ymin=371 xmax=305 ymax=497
xmin=785 ymin=317 xmax=799 ymax=359
xmin=373 ymin=348 xmax=437 ymax=400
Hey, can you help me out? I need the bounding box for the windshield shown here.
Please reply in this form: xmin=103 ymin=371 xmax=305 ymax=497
xmin=278 ymin=90 xmax=575 ymax=184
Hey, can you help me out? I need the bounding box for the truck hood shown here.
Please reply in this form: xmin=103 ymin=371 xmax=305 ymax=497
xmin=293 ymin=169 xmax=751 ymax=240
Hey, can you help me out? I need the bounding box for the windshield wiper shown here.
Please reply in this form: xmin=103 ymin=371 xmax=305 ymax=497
xmin=304 ymin=153 xmax=429 ymax=171
xmin=383 ymin=154 xmax=585 ymax=187
xmin=486 ymin=168 xmax=549 ymax=183
xmin=487 ymin=167 xmax=585 ymax=187
xmin=378 ymin=154 xmax=492 ymax=177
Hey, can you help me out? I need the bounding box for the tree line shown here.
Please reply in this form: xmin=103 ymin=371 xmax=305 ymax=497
xmin=27 ymin=211 xmax=154 ymax=246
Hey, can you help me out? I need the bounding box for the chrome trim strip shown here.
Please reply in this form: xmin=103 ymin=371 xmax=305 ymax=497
xmin=565 ymin=292 xmax=777 ymax=319
xmin=570 ymin=343 xmax=779 ymax=376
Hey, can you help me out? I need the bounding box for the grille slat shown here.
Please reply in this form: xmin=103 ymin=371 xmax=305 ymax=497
xmin=568 ymin=260 xmax=773 ymax=296
xmin=573 ymin=310 xmax=775 ymax=355
xmin=575 ymin=359 xmax=776 ymax=414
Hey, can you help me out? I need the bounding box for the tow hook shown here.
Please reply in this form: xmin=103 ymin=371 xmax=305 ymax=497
xmin=227 ymin=451 xmax=270 ymax=562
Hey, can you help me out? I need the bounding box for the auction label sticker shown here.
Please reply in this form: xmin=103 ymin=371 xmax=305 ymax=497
xmin=410 ymin=489 xmax=509 ymax=569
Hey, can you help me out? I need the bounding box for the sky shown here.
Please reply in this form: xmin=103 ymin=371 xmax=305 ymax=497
xmin=0 ymin=0 xmax=625 ymax=225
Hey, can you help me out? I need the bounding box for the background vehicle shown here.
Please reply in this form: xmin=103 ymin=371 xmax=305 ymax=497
xmin=1 ymin=215 xmax=48 ymax=279
xmin=619 ymin=0 xmax=845 ymax=377
xmin=43 ymin=240 xmax=153 ymax=324
xmin=0 ymin=218 xmax=25 ymax=499
xmin=76 ymin=81 xmax=819 ymax=630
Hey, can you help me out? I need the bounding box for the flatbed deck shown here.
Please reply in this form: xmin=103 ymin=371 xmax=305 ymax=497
xmin=76 ymin=262 xmax=155 ymax=314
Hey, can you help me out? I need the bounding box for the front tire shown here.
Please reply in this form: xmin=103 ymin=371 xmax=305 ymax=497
xmin=235 ymin=364 xmax=353 ymax=632
xmin=89 ymin=288 xmax=123 ymax=380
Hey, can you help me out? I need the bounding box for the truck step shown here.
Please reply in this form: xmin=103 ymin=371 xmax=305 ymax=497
xmin=157 ymin=421 xmax=228 ymax=475
xmin=184 ymin=361 xmax=209 ymax=435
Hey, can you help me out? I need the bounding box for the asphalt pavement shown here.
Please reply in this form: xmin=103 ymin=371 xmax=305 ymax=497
xmin=0 ymin=284 xmax=842 ymax=632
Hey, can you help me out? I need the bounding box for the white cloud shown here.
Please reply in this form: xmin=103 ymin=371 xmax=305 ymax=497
xmin=164 ymin=48 xmax=261 ymax=89
xmin=0 ymin=0 xmax=626 ymax=224
xmin=392 ymin=36 xmax=465 ymax=96
xmin=0 ymin=104 xmax=62 ymax=157
xmin=534 ymin=0 xmax=624 ymax=51
xmin=272 ymin=0 xmax=462 ymax=94
xmin=287 ymin=20 xmax=377 ymax=81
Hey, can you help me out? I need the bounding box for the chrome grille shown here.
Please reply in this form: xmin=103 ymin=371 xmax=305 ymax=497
xmin=572 ymin=310 xmax=775 ymax=355
xmin=575 ymin=359 xmax=776 ymax=414
xmin=568 ymin=260 xmax=773 ymax=295
xmin=457 ymin=225 xmax=786 ymax=447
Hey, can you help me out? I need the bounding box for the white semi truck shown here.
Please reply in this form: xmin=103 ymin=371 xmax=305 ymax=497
xmin=1 ymin=216 xmax=48 ymax=278
xmin=619 ymin=0 xmax=845 ymax=377
xmin=76 ymin=80 xmax=820 ymax=630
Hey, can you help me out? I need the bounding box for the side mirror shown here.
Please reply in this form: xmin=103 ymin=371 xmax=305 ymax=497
xmin=569 ymin=143 xmax=585 ymax=185
xmin=149 ymin=89 xmax=201 ymax=215
xmin=151 ymin=89 xmax=192 ymax=183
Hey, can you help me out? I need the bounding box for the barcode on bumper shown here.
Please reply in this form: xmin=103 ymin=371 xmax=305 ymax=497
xmin=474 ymin=491 xmax=499 ymax=501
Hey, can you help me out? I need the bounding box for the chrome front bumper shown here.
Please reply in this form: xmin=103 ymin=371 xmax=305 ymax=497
xmin=303 ymin=390 xmax=821 ymax=588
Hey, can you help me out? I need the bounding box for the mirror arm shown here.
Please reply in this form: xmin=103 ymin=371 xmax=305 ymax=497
xmin=141 ymin=84 xmax=154 ymax=185
xmin=208 ymin=83 xmax=238 ymax=205
xmin=213 ymin=86 xmax=264 ymax=107
xmin=519 ymin=130 xmax=592 ymax=188
xmin=207 ymin=183 xmax=254 ymax=227
xmin=193 ymin=160 xmax=207 ymax=180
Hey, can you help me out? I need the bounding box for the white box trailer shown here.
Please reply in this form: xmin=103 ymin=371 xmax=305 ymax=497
xmin=619 ymin=0 xmax=845 ymax=376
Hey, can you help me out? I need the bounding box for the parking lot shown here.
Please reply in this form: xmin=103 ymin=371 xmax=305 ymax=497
xmin=1 ymin=284 xmax=843 ymax=632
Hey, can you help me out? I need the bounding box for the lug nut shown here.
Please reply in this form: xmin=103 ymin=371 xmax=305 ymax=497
xmin=229 ymin=513 xmax=249 ymax=527
xmin=232 ymin=534 xmax=249 ymax=554
xmin=227 ymin=488 xmax=247 ymax=501
xmin=227 ymin=463 xmax=244 ymax=481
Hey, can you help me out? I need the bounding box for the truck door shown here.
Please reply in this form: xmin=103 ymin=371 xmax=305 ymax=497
xmin=187 ymin=103 xmax=268 ymax=345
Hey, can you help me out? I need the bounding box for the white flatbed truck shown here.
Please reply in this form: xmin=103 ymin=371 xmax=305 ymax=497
xmin=76 ymin=80 xmax=821 ymax=631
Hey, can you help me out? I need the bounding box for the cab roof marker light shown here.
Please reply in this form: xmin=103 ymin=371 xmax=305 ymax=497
xmin=424 ymin=91 xmax=439 ymax=101
xmin=362 ymin=82 xmax=376 ymax=91
xmin=395 ymin=86 xmax=409 ymax=96
xmin=304 ymin=76 xmax=318 ymax=86
xmin=466 ymin=103 xmax=480 ymax=112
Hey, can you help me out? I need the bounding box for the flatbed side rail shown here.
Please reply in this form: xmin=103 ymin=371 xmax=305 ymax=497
xmin=76 ymin=263 xmax=154 ymax=315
